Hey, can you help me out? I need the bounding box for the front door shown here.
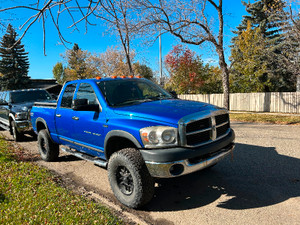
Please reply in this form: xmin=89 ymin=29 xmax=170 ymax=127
xmin=55 ymin=83 xmax=77 ymax=144
xmin=0 ymin=92 xmax=9 ymax=127
xmin=71 ymin=83 xmax=106 ymax=158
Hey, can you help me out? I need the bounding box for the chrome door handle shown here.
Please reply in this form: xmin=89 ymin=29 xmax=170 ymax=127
xmin=72 ymin=116 xmax=79 ymax=121
xmin=56 ymin=114 xmax=61 ymax=118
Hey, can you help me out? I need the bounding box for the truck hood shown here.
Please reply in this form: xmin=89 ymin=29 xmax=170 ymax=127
xmin=113 ymin=99 xmax=219 ymax=125
xmin=12 ymin=101 xmax=36 ymax=112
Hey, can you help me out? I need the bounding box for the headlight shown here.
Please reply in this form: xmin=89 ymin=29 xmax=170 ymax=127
xmin=15 ymin=112 xmax=28 ymax=120
xmin=140 ymin=126 xmax=178 ymax=148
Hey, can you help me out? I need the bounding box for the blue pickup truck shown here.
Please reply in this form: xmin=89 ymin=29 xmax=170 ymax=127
xmin=30 ymin=77 xmax=235 ymax=208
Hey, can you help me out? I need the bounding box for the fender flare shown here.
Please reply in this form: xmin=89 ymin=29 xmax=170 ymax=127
xmin=104 ymin=130 xmax=142 ymax=158
xmin=8 ymin=113 xmax=15 ymax=122
xmin=35 ymin=117 xmax=53 ymax=141
xmin=8 ymin=113 xmax=16 ymax=131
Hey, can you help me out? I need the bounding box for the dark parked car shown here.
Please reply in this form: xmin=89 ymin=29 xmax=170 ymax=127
xmin=0 ymin=89 xmax=53 ymax=141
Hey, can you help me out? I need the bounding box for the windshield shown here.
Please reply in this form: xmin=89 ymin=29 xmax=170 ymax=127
xmin=98 ymin=79 xmax=172 ymax=106
xmin=11 ymin=90 xmax=52 ymax=104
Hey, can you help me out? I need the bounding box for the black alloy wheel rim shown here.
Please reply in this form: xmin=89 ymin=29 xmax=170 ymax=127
xmin=116 ymin=166 xmax=134 ymax=195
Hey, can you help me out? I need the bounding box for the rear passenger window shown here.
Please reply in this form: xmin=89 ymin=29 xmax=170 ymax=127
xmin=5 ymin=92 xmax=9 ymax=103
xmin=76 ymin=83 xmax=98 ymax=105
xmin=60 ymin=83 xmax=77 ymax=108
xmin=0 ymin=92 xmax=8 ymax=104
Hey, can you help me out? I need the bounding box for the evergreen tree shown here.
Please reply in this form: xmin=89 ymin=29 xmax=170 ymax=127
xmin=234 ymin=0 xmax=285 ymax=39
xmin=231 ymin=0 xmax=297 ymax=92
xmin=0 ymin=24 xmax=30 ymax=90
xmin=52 ymin=62 xmax=66 ymax=84
xmin=133 ymin=62 xmax=154 ymax=81
xmin=230 ymin=21 xmax=270 ymax=92
xmin=64 ymin=43 xmax=94 ymax=80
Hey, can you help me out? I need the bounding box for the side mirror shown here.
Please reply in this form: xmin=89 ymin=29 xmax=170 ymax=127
xmin=72 ymin=98 xmax=99 ymax=112
xmin=169 ymin=91 xmax=178 ymax=99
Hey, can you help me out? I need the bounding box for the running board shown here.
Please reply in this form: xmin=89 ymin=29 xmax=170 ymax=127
xmin=0 ymin=123 xmax=9 ymax=131
xmin=61 ymin=147 xmax=107 ymax=168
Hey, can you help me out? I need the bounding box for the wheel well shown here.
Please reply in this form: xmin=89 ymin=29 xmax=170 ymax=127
xmin=36 ymin=121 xmax=47 ymax=133
xmin=105 ymin=137 xmax=137 ymax=160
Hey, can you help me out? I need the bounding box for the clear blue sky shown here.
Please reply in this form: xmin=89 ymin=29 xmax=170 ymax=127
xmin=0 ymin=0 xmax=248 ymax=80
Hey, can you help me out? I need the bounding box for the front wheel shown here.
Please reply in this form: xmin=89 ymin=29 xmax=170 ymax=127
xmin=10 ymin=121 xmax=23 ymax=142
xmin=108 ymin=148 xmax=154 ymax=209
xmin=37 ymin=129 xmax=59 ymax=161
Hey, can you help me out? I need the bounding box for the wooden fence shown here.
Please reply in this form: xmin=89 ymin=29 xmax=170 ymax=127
xmin=178 ymin=92 xmax=300 ymax=113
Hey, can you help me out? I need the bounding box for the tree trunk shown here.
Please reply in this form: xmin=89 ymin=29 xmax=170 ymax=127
xmin=125 ymin=52 xmax=134 ymax=75
xmin=217 ymin=48 xmax=230 ymax=109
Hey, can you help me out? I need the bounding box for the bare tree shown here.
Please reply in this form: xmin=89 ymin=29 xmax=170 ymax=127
xmin=90 ymin=46 xmax=136 ymax=77
xmin=0 ymin=0 xmax=138 ymax=75
xmin=136 ymin=0 xmax=231 ymax=109
xmin=95 ymin=0 xmax=139 ymax=75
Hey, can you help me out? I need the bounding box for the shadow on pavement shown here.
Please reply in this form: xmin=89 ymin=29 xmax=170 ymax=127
xmin=145 ymin=143 xmax=300 ymax=211
xmin=22 ymin=134 xmax=37 ymax=142
xmin=57 ymin=154 xmax=83 ymax=162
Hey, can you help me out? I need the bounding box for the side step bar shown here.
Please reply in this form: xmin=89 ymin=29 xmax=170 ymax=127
xmin=0 ymin=123 xmax=9 ymax=131
xmin=61 ymin=147 xmax=107 ymax=168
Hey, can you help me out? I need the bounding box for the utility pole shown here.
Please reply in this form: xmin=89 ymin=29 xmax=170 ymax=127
xmin=159 ymin=27 xmax=163 ymax=86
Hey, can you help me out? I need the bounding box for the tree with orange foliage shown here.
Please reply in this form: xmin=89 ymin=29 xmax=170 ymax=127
xmin=165 ymin=45 xmax=222 ymax=94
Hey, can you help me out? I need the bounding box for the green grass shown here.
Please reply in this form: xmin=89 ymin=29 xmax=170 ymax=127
xmin=230 ymin=113 xmax=300 ymax=125
xmin=0 ymin=137 xmax=124 ymax=225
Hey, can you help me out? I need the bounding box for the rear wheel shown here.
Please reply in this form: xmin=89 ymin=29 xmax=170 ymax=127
xmin=10 ymin=121 xmax=23 ymax=142
xmin=37 ymin=129 xmax=59 ymax=161
xmin=108 ymin=148 xmax=154 ymax=209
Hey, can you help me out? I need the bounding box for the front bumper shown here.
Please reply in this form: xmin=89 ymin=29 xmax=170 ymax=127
xmin=141 ymin=129 xmax=235 ymax=178
xmin=15 ymin=120 xmax=32 ymax=133
xmin=145 ymin=143 xmax=234 ymax=178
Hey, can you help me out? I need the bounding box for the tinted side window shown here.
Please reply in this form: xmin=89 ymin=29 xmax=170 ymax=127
xmin=0 ymin=92 xmax=8 ymax=103
xmin=0 ymin=92 xmax=3 ymax=104
xmin=60 ymin=83 xmax=77 ymax=108
xmin=5 ymin=92 xmax=9 ymax=103
xmin=76 ymin=83 xmax=97 ymax=105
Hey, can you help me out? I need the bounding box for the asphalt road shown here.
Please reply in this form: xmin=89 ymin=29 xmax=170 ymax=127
xmin=1 ymin=122 xmax=300 ymax=225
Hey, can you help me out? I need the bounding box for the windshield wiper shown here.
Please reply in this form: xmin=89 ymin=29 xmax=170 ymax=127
xmin=113 ymin=99 xmax=147 ymax=106
xmin=145 ymin=95 xmax=171 ymax=101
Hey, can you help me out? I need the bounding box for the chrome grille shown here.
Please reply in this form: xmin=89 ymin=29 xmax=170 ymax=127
xmin=179 ymin=110 xmax=230 ymax=147
xmin=186 ymin=118 xmax=210 ymax=133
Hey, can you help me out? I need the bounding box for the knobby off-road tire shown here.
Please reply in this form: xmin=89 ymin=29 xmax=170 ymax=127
xmin=10 ymin=121 xmax=23 ymax=142
xmin=37 ymin=129 xmax=59 ymax=162
xmin=108 ymin=148 xmax=154 ymax=209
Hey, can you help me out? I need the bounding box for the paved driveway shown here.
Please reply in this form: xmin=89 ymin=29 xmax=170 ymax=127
xmin=1 ymin=122 xmax=300 ymax=224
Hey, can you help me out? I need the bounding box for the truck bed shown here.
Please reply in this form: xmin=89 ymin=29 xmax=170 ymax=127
xmin=34 ymin=101 xmax=57 ymax=108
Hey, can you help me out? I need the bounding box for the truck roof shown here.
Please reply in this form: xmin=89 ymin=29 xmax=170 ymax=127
xmin=1 ymin=88 xmax=46 ymax=93
xmin=65 ymin=77 xmax=145 ymax=84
